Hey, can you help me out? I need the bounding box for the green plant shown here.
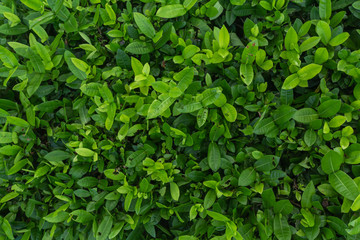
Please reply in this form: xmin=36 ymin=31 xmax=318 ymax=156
xmin=1 ymin=0 xmax=360 ymax=239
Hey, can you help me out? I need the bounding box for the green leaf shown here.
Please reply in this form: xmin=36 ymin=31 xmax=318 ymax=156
xmin=233 ymin=4 xmax=256 ymax=16
xmin=282 ymin=74 xmax=300 ymax=90
xmin=6 ymin=116 xmax=30 ymax=127
xmin=44 ymin=150 xmax=71 ymax=165
xmin=1 ymin=218 xmax=14 ymax=240
xmin=284 ymin=27 xmax=298 ymax=50
xmin=7 ymin=159 xmax=28 ymax=175
xmin=260 ymin=59 xmax=273 ymax=70
xmin=0 ymin=145 xmax=22 ymax=156
xmin=116 ymin=49 xmax=131 ymax=69
xmin=293 ymin=108 xmax=318 ymax=123
xmin=0 ymin=132 xmax=13 ymax=144
xmin=173 ymin=55 xmax=184 ymax=64
xmin=35 ymin=100 xmax=62 ymax=113
xmin=20 ymin=0 xmax=44 ymax=11
xmin=316 ymin=21 xmax=331 ymax=45
xmin=134 ymin=12 xmax=156 ymax=38
xmin=354 ymin=84 xmax=360 ymax=100
xmin=327 ymin=216 xmax=347 ymax=236
xmin=329 ymin=32 xmax=350 ymax=46
xmin=319 ymin=0 xmax=332 ymax=20
xmin=214 ymin=93 xmax=227 ymax=107
xmin=304 ymin=129 xmax=317 ymax=146
xmin=105 ymin=3 xmax=116 ymax=23
xmin=330 ymin=11 xmax=346 ymax=27
xmin=209 ymin=124 xmax=225 ymax=141
xmin=274 ymin=214 xmax=291 ymax=240
xmin=207 ymin=210 xmax=230 ymax=222
xmin=238 ymin=167 xmax=256 ymax=186
xmin=97 ymin=216 xmax=113 ymax=240
xmin=184 ymin=0 xmax=198 ymax=10
xmin=3 ymin=12 xmax=21 ymax=27
xmin=317 ymin=99 xmax=341 ymax=118
xmin=351 ymin=194 xmax=360 ymax=211
xmin=0 ymin=191 xmax=19 ymax=203
xmin=182 ymin=45 xmax=200 ymax=59
xmin=152 ymin=82 xmax=170 ymax=93
xmin=77 ymin=177 xmax=98 ymax=188
xmin=256 ymin=49 xmax=266 ymax=65
xmin=156 ymin=4 xmax=187 ymax=18
xmin=190 ymin=206 xmax=197 ymax=220
xmin=105 ymin=102 xmax=116 ymax=130
xmin=147 ymin=97 xmax=176 ymax=119
xmin=219 ymin=25 xmax=230 ymax=49
xmin=329 ymin=170 xmax=359 ymax=200
xmin=200 ymin=88 xmax=222 ymax=107
xmin=168 ymin=87 xmax=182 ymax=98
xmin=208 ymin=142 xmax=221 ymax=171
xmin=131 ymin=57 xmax=143 ymax=75
xmin=170 ymin=182 xmax=180 ymax=201
xmin=301 ymin=181 xmax=316 ymax=208
xmin=274 ymin=200 xmax=293 ymax=215
xmin=0 ymin=24 xmax=28 ymax=35
xmin=107 ymin=30 xmax=124 ymax=38
xmin=354 ymin=1 xmax=360 ymax=9
xmin=221 ymin=103 xmax=237 ymax=122
xmin=99 ymin=84 xmax=114 ymax=103
xmin=240 ymin=63 xmax=254 ymax=85
xmin=64 ymin=51 xmax=87 ymax=80
xmin=314 ymin=47 xmax=329 ymax=64
xmin=28 ymin=49 xmax=45 ymax=73
xmin=253 ymin=117 xmax=274 ymax=135
xmin=71 ymin=210 xmax=94 ymax=223
xmin=104 ymin=169 xmax=124 ymax=181
xmin=75 ymin=148 xmax=95 ymax=157
xmin=262 ymin=189 xmax=276 ymax=208
xmin=34 ymin=165 xmax=50 ymax=178
xmin=44 ymin=211 xmax=69 ymax=223
xmin=64 ymin=15 xmax=78 ymax=33
xmin=47 ymin=0 xmax=70 ymax=21
xmin=174 ymin=67 xmax=194 ymax=92
xmin=0 ymin=46 xmax=18 ymax=68
xmin=254 ymin=155 xmax=280 ymax=172
xmin=109 ymin=222 xmax=125 ymax=239
xmin=124 ymin=192 xmax=133 ymax=212
xmin=260 ymin=0 xmax=273 ymax=10
xmin=7 ymin=42 xmax=30 ymax=58
xmin=301 ymin=208 xmax=315 ymax=227
xmin=272 ymin=105 xmax=296 ymax=125
xmin=317 ymin=183 xmax=337 ymax=197
xmin=241 ymin=42 xmax=257 ymax=64
xmin=125 ymin=41 xmax=154 ymax=54
xmin=328 ymin=115 xmax=346 ymax=128
xmin=27 ymin=73 xmax=43 ymax=97
xmin=204 ymin=190 xmax=216 ymax=209
xmin=300 ymin=37 xmax=321 ymax=52
xmin=33 ymin=43 xmax=52 ymax=70
xmin=179 ymin=102 xmax=202 ymax=113
xmin=71 ymin=58 xmax=89 ymax=73
xmin=197 ymin=108 xmax=208 ymax=127
xmin=297 ymin=64 xmax=322 ymax=81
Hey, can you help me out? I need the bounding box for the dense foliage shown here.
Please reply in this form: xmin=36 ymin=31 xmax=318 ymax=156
xmin=1 ymin=0 xmax=360 ymax=239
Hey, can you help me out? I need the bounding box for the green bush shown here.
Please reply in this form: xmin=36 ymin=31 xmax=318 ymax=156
xmin=1 ymin=0 xmax=360 ymax=239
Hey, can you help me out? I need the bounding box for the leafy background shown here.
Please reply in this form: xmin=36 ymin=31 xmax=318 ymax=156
xmin=1 ymin=0 xmax=360 ymax=239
